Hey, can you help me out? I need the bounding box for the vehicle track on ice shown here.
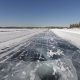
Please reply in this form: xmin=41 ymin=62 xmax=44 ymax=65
xmin=0 ymin=30 xmax=80 ymax=80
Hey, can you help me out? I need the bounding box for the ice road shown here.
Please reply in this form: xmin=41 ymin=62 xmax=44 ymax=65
xmin=0 ymin=30 xmax=80 ymax=80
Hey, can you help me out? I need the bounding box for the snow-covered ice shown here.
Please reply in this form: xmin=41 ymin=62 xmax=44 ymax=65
xmin=0 ymin=29 xmax=46 ymax=56
xmin=0 ymin=29 xmax=79 ymax=80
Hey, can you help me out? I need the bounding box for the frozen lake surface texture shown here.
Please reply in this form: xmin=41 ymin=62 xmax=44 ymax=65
xmin=0 ymin=29 xmax=80 ymax=80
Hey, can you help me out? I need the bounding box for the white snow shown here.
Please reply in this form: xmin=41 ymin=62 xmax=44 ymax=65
xmin=0 ymin=29 xmax=46 ymax=59
xmin=0 ymin=29 xmax=46 ymax=49
xmin=51 ymin=29 xmax=80 ymax=49
xmin=47 ymin=49 xmax=63 ymax=57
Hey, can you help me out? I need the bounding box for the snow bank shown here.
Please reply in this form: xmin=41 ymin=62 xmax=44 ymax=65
xmin=51 ymin=29 xmax=80 ymax=49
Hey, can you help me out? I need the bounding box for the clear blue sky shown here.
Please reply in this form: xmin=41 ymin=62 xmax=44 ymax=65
xmin=0 ymin=0 xmax=80 ymax=27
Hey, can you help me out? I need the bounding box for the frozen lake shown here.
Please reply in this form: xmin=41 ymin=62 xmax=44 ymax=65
xmin=0 ymin=29 xmax=80 ymax=80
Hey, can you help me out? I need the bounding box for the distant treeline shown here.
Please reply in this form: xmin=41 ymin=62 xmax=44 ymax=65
xmin=0 ymin=26 xmax=67 ymax=29
xmin=70 ymin=22 xmax=80 ymax=28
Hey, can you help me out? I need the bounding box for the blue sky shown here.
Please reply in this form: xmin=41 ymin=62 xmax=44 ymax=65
xmin=0 ymin=0 xmax=80 ymax=27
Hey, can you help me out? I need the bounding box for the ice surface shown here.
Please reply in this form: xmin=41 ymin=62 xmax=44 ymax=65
xmin=0 ymin=30 xmax=79 ymax=80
